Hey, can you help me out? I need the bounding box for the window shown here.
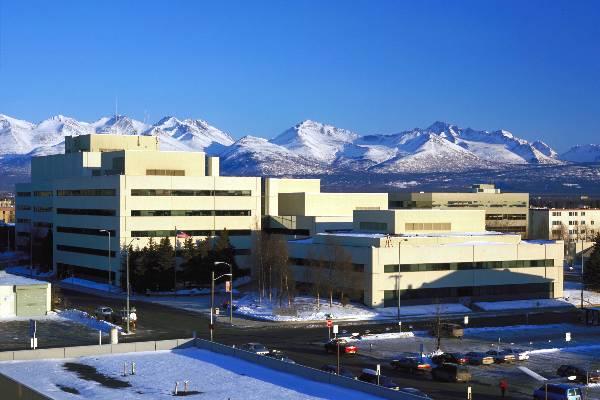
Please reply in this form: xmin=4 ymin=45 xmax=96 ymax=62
xmin=131 ymin=189 xmax=251 ymax=196
xmin=384 ymin=264 xmax=399 ymax=273
xmin=33 ymin=206 xmax=52 ymax=212
xmin=57 ymin=227 xmax=116 ymax=236
xmin=33 ymin=191 xmax=53 ymax=197
xmin=57 ymin=189 xmax=116 ymax=196
xmin=405 ymin=222 xmax=451 ymax=231
xmin=359 ymin=222 xmax=387 ymax=231
xmin=33 ymin=222 xmax=52 ymax=228
xmin=131 ymin=209 xmax=251 ymax=217
xmin=57 ymin=208 xmax=116 ymax=216
xmin=552 ymin=221 xmax=562 ymax=226
xmin=17 ymin=218 xmax=31 ymax=223
xmin=17 ymin=192 xmax=31 ymax=197
xmin=552 ymin=211 xmax=562 ymax=217
xmin=581 ymin=212 xmax=586 ymax=216
xmin=397 ymin=259 xmax=554 ymax=272
xmin=57 ymin=244 xmax=116 ymax=257
xmin=146 ymin=169 xmax=185 ymax=176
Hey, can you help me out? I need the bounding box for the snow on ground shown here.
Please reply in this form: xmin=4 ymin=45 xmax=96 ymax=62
xmin=563 ymin=281 xmax=600 ymax=306
xmin=54 ymin=309 xmax=122 ymax=333
xmin=474 ymin=299 xmax=574 ymax=311
xmin=0 ymin=270 xmax=48 ymax=286
xmin=5 ymin=266 xmax=53 ymax=278
xmin=62 ymin=277 xmax=120 ymax=293
xmin=0 ymin=348 xmax=387 ymax=400
xmin=345 ymin=331 xmax=416 ymax=342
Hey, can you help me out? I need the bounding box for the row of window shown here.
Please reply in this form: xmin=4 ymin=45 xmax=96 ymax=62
xmin=264 ymin=228 xmax=310 ymax=236
xmin=130 ymin=229 xmax=252 ymax=237
xmin=16 ymin=218 xmax=30 ymax=223
xmin=16 ymin=205 xmax=31 ymax=210
xmin=33 ymin=191 xmax=53 ymax=197
xmin=33 ymin=207 xmax=52 ymax=213
xmin=57 ymin=226 xmax=116 ymax=236
xmin=486 ymin=214 xmax=527 ymax=221
xmin=490 ymin=226 xmax=527 ymax=233
xmin=289 ymin=257 xmax=365 ymax=272
xmin=33 ymin=222 xmax=52 ymax=228
xmin=405 ymin=222 xmax=451 ymax=231
xmin=57 ymin=189 xmax=116 ymax=196
xmin=383 ymin=259 xmax=554 ymax=273
xmin=131 ymin=210 xmax=252 ymax=217
xmin=359 ymin=222 xmax=387 ymax=231
xmin=56 ymin=244 xmax=116 ymax=258
xmin=131 ymin=189 xmax=252 ymax=197
xmin=146 ymin=169 xmax=185 ymax=176
xmin=16 ymin=192 xmax=31 ymax=197
xmin=57 ymin=208 xmax=116 ymax=216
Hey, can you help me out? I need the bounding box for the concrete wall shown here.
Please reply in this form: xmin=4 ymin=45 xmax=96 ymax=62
xmin=263 ymin=178 xmax=321 ymax=216
xmin=278 ymin=192 xmax=388 ymax=217
xmin=0 ymin=372 xmax=52 ymax=400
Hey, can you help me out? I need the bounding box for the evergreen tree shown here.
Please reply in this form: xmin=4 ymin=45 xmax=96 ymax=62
xmin=584 ymin=234 xmax=600 ymax=290
xmin=156 ymin=237 xmax=174 ymax=291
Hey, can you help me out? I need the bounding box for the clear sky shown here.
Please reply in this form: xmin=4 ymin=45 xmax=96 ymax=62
xmin=0 ymin=0 xmax=598 ymax=150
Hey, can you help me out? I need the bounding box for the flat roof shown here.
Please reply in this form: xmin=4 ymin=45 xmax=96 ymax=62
xmin=316 ymin=230 xmax=510 ymax=239
xmin=0 ymin=271 xmax=47 ymax=286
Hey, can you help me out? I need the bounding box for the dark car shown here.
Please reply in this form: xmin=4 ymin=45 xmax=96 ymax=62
xmin=391 ymin=356 xmax=432 ymax=374
xmin=320 ymin=364 xmax=356 ymax=379
xmin=533 ymin=384 xmax=582 ymax=400
xmin=265 ymin=349 xmax=295 ymax=363
xmin=358 ymin=369 xmax=400 ymax=390
xmin=486 ymin=350 xmax=516 ymax=364
xmin=431 ymin=363 xmax=471 ymax=383
xmin=432 ymin=352 xmax=468 ymax=366
xmin=557 ymin=365 xmax=600 ymax=384
xmin=464 ymin=351 xmax=494 ymax=365
xmin=324 ymin=338 xmax=358 ymax=355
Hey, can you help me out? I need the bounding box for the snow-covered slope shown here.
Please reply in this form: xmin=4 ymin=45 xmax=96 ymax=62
xmin=0 ymin=114 xmax=36 ymax=155
xmin=145 ymin=116 xmax=234 ymax=153
xmin=561 ymin=144 xmax=600 ymax=163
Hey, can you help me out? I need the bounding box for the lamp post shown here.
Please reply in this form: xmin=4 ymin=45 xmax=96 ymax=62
xmin=125 ymin=237 xmax=139 ymax=335
xmin=210 ymin=270 xmax=232 ymax=341
xmin=581 ymin=237 xmax=585 ymax=310
xmin=99 ymin=230 xmax=111 ymax=288
xmin=214 ymin=261 xmax=233 ymax=325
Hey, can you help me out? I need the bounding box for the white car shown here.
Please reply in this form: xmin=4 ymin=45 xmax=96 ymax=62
xmin=239 ymin=343 xmax=269 ymax=355
xmin=508 ymin=348 xmax=529 ymax=361
xmin=94 ymin=306 xmax=113 ymax=321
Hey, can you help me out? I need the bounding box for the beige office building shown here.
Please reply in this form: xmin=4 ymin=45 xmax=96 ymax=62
xmin=288 ymin=209 xmax=563 ymax=307
xmin=15 ymin=134 xmax=261 ymax=284
xmin=389 ymin=184 xmax=529 ymax=237
xmin=263 ymin=178 xmax=388 ymax=237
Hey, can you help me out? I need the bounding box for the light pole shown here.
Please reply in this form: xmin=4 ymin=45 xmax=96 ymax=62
xmin=214 ymin=261 xmax=233 ymax=325
xmin=125 ymin=237 xmax=139 ymax=335
xmin=581 ymin=237 xmax=585 ymax=310
xmin=99 ymin=230 xmax=111 ymax=288
xmin=210 ymin=269 xmax=232 ymax=341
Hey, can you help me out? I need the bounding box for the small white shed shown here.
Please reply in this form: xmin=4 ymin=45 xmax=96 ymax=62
xmin=0 ymin=272 xmax=51 ymax=318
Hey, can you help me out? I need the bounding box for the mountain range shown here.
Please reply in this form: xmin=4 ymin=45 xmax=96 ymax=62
xmin=0 ymin=113 xmax=599 ymax=188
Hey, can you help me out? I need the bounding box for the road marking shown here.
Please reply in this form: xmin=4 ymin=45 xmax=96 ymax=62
xmin=518 ymin=366 xmax=548 ymax=381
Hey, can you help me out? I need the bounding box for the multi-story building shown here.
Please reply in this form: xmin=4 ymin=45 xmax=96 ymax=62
xmin=15 ymin=134 xmax=261 ymax=284
xmin=0 ymin=198 xmax=15 ymax=224
xmin=263 ymin=178 xmax=388 ymax=237
xmin=529 ymin=208 xmax=599 ymax=241
xmin=288 ymin=209 xmax=563 ymax=307
xmin=389 ymin=184 xmax=529 ymax=237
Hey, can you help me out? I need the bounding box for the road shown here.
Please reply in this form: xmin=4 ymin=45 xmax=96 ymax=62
xmin=18 ymin=289 xmax=585 ymax=400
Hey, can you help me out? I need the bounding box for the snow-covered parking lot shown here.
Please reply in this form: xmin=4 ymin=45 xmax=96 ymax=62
xmin=0 ymin=348 xmax=390 ymax=400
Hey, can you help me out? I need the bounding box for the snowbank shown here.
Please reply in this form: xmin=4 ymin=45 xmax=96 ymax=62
xmin=475 ymin=299 xmax=573 ymax=311
xmin=55 ymin=309 xmax=122 ymax=333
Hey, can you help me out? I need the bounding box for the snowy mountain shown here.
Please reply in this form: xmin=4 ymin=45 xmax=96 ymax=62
xmin=561 ymin=144 xmax=600 ymax=163
xmin=0 ymin=113 xmax=597 ymax=191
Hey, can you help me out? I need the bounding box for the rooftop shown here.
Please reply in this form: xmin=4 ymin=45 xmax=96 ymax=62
xmin=0 ymin=271 xmax=47 ymax=286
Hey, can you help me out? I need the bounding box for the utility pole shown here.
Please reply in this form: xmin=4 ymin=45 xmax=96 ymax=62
xmin=214 ymin=261 xmax=233 ymax=325
xmin=397 ymin=273 xmax=401 ymax=333
xmin=581 ymin=237 xmax=585 ymax=310
xmin=125 ymin=238 xmax=139 ymax=335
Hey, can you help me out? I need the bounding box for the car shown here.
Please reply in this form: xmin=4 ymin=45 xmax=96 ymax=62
xmin=390 ymin=356 xmax=432 ymax=374
xmin=486 ymin=349 xmax=516 ymax=363
xmin=239 ymin=342 xmax=269 ymax=355
xmin=320 ymin=364 xmax=356 ymax=379
xmin=324 ymin=339 xmax=358 ymax=355
xmin=431 ymin=363 xmax=471 ymax=383
xmin=464 ymin=351 xmax=494 ymax=365
xmin=358 ymin=369 xmax=400 ymax=390
xmin=94 ymin=306 xmax=113 ymax=321
xmin=265 ymin=350 xmax=295 ymax=363
xmin=431 ymin=323 xmax=464 ymax=338
xmin=533 ymin=384 xmax=582 ymax=400
xmin=432 ymin=352 xmax=468 ymax=365
xmin=557 ymin=365 xmax=600 ymax=384
xmin=507 ymin=348 xmax=529 ymax=361
xmin=400 ymin=388 xmax=433 ymax=399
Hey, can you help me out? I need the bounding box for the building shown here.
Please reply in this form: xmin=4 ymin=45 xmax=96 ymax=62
xmin=288 ymin=209 xmax=563 ymax=307
xmin=263 ymin=177 xmax=388 ymax=237
xmin=14 ymin=134 xmax=261 ymax=284
xmin=0 ymin=272 xmax=51 ymax=318
xmin=0 ymin=198 xmax=15 ymax=224
xmin=389 ymin=184 xmax=529 ymax=237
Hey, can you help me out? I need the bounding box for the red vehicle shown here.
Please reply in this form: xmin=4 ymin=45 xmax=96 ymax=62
xmin=324 ymin=339 xmax=358 ymax=355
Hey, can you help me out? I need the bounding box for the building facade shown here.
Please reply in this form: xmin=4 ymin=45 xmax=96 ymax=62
xmin=15 ymin=134 xmax=261 ymax=284
xmin=288 ymin=209 xmax=563 ymax=307
xmin=0 ymin=198 xmax=15 ymax=224
xmin=389 ymin=184 xmax=529 ymax=237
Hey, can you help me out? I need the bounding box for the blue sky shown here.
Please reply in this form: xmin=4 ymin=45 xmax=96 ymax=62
xmin=0 ymin=0 xmax=598 ymax=150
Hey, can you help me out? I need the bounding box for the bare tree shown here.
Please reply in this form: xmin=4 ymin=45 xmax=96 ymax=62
xmin=333 ymin=244 xmax=354 ymax=305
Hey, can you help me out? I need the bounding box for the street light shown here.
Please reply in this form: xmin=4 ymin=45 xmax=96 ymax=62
xmin=125 ymin=237 xmax=139 ymax=335
xmin=99 ymin=230 xmax=111 ymax=288
xmin=210 ymin=269 xmax=232 ymax=341
xmin=214 ymin=261 xmax=233 ymax=325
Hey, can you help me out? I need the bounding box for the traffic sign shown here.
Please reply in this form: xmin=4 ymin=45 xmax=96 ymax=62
xmin=565 ymin=332 xmax=571 ymax=342
xmin=332 ymin=325 xmax=339 ymax=334
xmin=376 ymin=364 xmax=381 ymax=376
xmin=326 ymin=319 xmax=333 ymax=328
xmin=464 ymin=316 xmax=469 ymax=325
xmin=225 ymin=281 xmax=231 ymax=293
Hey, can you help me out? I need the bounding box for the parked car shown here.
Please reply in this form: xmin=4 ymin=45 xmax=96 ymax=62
xmin=324 ymin=339 xmax=358 ymax=355
xmin=266 ymin=350 xmax=295 ymax=363
xmin=557 ymin=365 xmax=600 ymax=384
xmin=431 ymin=363 xmax=471 ymax=383
xmin=358 ymin=369 xmax=400 ymax=390
xmin=400 ymin=388 xmax=433 ymax=399
xmin=464 ymin=351 xmax=494 ymax=365
xmin=390 ymin=356 xmax=432 ymax=374
xmin=432 ymin=352 xmax=468 ymax=365
xmin=486 ymin=349 xmax=516 ymax=363
xmin=506 ymin=348 xmax=529 ymax=361
xmin=431 ymin=323 xmax=464 ymax=338
xmin=320 ymin=364 xmax=356 ymax=379
xmin=533 ymin=384 xmax=582 ymax=400
xmin=239 ymin=343 xmax=269 ymax=355
xmin=94 ymin=306 xmax=113 ymax=321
